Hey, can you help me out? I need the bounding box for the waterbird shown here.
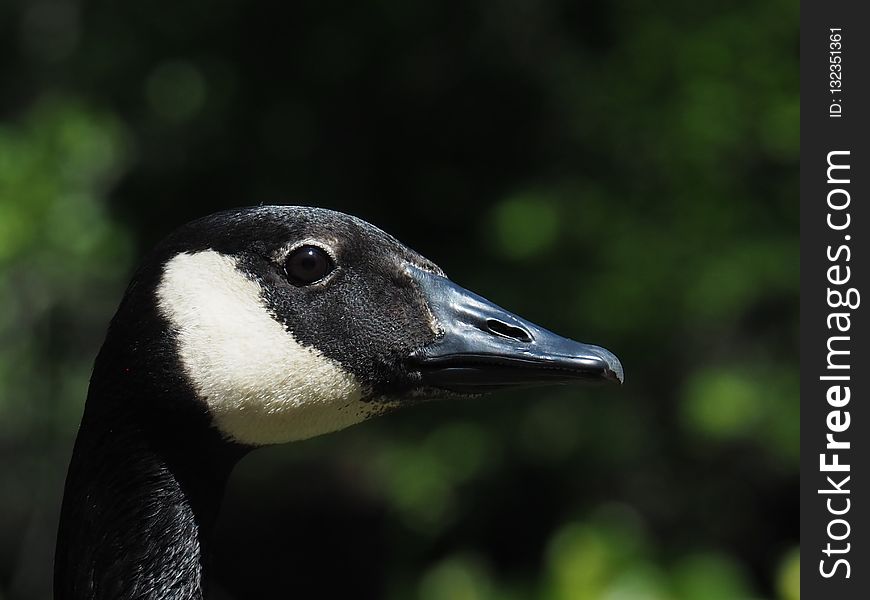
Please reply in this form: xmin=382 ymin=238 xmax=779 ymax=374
xmin=54 ymin=206 xmax=623 ymax=599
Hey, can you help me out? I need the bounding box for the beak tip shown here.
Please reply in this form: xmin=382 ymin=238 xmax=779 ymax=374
xmin=581 ymin=344 xmax=623 ymax=385
xmin=605 ymin=366 xmax=624 ymax=385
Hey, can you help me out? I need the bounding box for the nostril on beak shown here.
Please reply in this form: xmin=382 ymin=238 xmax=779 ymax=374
xmin=485 ymin=319 xmax=533 ymax=343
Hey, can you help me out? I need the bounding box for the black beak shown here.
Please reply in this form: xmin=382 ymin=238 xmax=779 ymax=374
xmin=406 ymin=265 xmax=624 ymax=393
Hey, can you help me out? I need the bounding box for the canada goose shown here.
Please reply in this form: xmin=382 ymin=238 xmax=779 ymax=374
xmin=54 ymin=206 xmax=623 ymax=599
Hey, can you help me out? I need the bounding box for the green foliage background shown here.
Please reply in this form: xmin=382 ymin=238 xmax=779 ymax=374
xmin=0 ymin=1 xmax=797 ymax=598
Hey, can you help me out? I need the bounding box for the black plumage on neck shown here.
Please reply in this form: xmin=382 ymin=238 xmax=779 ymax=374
xmin=55 ymin=374 xmax=248 ymax=599
xmin=55 ymin=264 xmax=250 ymax=600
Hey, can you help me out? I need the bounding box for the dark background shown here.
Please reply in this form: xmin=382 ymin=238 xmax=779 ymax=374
xmin=0 ymin=1 xmax=798 ymax=598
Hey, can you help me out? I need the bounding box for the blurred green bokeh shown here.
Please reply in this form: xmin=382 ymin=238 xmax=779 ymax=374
xmin=0 ymin=0 xmax=797 ymax=598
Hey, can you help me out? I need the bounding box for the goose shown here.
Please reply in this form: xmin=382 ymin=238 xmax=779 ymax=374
xmin=54 ymin=205 xmax=623 ymax=599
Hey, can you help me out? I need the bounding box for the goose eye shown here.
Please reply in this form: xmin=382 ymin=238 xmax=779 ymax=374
xmin=284 ymin=245 xmax=334 ymax=285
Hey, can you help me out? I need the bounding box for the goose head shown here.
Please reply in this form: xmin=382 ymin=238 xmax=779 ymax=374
xmin=100 ymin=205 xmax=623 ymax=447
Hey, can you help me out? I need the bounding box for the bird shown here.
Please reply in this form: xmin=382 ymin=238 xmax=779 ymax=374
xmin=54 ymin=205 xmax=623 ymax=599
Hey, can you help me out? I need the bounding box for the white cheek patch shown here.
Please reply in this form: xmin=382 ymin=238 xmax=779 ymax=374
xmin=156 ymin=250 xmax=375 ymax=445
